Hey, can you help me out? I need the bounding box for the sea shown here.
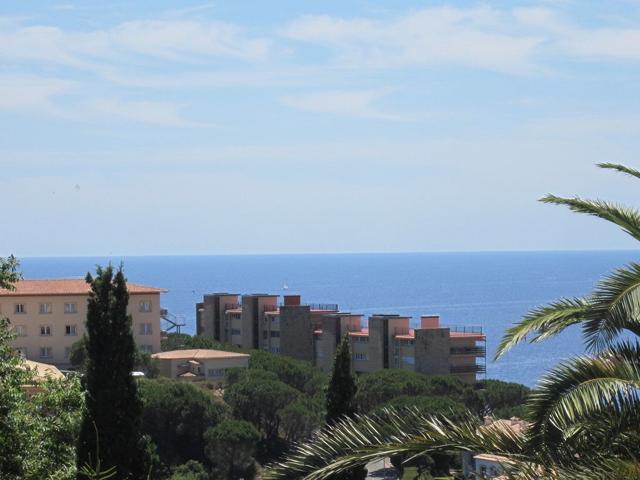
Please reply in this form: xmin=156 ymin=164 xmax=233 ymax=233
xmin=17 ymin=250 xmax=639 ymax=387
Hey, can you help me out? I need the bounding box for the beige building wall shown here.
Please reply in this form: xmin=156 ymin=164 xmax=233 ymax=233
xmin=3 ymin=292 xmax=162 ymax=367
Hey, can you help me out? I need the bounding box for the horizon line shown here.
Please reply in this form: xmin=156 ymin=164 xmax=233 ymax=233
xmin=9 ymin=247 xmax=640 ymax=259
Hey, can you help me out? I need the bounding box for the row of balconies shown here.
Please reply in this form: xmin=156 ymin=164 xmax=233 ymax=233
xmin=450 ymin=346 xmax=486 ymax=356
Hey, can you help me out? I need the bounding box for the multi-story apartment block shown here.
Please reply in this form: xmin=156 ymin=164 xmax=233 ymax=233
xmin=0 ymin=279 xmax=166 ymax=367
xmin=197 ymin=292 xmax=486 ymax=383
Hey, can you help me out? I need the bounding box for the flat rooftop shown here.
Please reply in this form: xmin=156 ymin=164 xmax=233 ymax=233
xmin=0 ymin=279 xmax=167 ymax=296
xmin=152 ymin=349 xmax=249 ymax=360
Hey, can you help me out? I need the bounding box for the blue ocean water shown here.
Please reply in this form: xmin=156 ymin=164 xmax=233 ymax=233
xmin=17 ymin=251 xmax=639 ymax=387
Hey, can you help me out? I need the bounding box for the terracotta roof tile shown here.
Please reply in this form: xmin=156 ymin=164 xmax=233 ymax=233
xmin=0 ymin=279 xmax=166 ymax=297
xmin=151 ymin=349 xmax=249 ymax=360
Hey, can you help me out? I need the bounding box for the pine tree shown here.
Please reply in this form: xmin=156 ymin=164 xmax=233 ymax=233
xmin=325 ymin=335 xmax=367 ymax=480
xmin=77 ymin=265 xmax=149 ymax=479
xmin=326 ymin=334 xmax=357 ymax=423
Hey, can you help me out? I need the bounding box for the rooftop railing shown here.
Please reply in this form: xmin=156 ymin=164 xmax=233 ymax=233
xmin=309 ymin=303 xmax=339 ymax=311
xmin=448 ymin=325 xmax=484 ymax=334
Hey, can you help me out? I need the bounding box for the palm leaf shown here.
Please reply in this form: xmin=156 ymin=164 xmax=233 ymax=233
xmin=495 ymin=298 xmax=590 ymax=360
xmin=540 ymin=195 xmax=640 ymax=242
xmin=598 ymin=162 xmax=640 ymax=180
xmin=526 ymin=345 xmax=640 ymax=456
xmin=583 ymin=263 xmax=640 ymax=351
xmin=264 ymin=408 xmax=531 ymax=480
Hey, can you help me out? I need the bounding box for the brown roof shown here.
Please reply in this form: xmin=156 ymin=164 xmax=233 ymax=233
xmin=152 ymin=349 xmax=249 ymax=360
xmin=0 ymin=279 xmax=166 ymax=297
xmin=19 ymin=360 xmax=65 ymax=381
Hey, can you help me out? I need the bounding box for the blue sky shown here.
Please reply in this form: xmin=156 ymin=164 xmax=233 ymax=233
xmin=2 ymin=1 xmax=640 ymax=256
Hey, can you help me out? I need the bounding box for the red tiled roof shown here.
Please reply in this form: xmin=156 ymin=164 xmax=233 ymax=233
xmin=0 ymin=279 xmax=166 ymax=297
xmin=152 ymin=349 xmax=249 ymax=360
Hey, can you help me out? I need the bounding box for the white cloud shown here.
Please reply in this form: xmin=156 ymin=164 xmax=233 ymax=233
xmin=0 ymin=18 xmax=269 ymax=69
xmin=0 ymin=74 xmax=202 ymax=127
xmin=282 ymin=7 xmax=544 ymax=73
xmin=280 ymin=89 xmax=407 ymax=120
xmin=0 ymin=75 xmax=75 ymax=111
xmin=283 ymin=5 xmax=640 ymax=73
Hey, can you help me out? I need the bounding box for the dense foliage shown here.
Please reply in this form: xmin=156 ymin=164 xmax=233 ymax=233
xmin=204 ymin=419 xmax=261 ymax=479
xmin=138 ymin=378 xmax=229 ymax=468
xmin=77 ymin=265 xmax=149 ymax=479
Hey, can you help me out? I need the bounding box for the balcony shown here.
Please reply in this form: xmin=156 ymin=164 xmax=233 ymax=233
xmin=224 ymin=303 xmax=240 ymax=310
xmin=450 ymin=364 xmax=486 ymax=374
xmin=450 ymin=346 xmax=486 ymax=356
xmin=448 ymin=325 xmax=483 ymax=334
xmin=309 ymin=303 xmax=339 ymax=311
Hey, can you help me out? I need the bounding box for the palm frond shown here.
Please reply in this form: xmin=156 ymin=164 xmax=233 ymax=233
xmin=583 ymin=263 xmax=640 ymax=351
xmin=540 ymin=195 xmax=640 ymax=242
xmin=264 ymin=408 xmax=530 ymax=480
xmin=526 ymin=347 xmax=640 ymax=456
xmin=598 ymin=162 xmax=640 ymax=180
xmin=495 ymin=298 xmax=590 ymax=360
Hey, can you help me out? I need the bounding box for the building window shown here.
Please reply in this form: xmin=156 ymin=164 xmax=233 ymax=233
xmin=139 ymin=300 xmax=152 ymax=313
xmin=270 ymin=330 xmax=280 ymax=338
xmin=231 ymin=328 xmax=241 ymax=336
xmin=140 ymin=345 xmax=153 ymax=353
xmin=207 ymin=368 xmax=224 ymax=377
xmin=65 ymin=324 xmax=77 ymax=336
xmin=15 ymin=347 xmax=27 ymax=358
xmin=64 ymin=302 xmax=77 ymax=314
xmin=64 ymin=347 xmax=71 ymax=359
xmin=270 ymin=346 xmax=280 ymax=354
xmin=139 ymin=323 xmax=153 ymax=335
xmin=353 ymin=353 xmax=368 ymax=361
xmin=262 ymin=330 xmax=269 ymax=340
xmin=39 ymin=303 xmax=52 ymax=314
xmin=14 ymin=325 xmax=26 ymax=337
xmin=401 ymin=356 xmax=416 ymax=365
xmin=40 ymin=325 xmax=52 ymax=336
xmin=14 ymin=303 xmax=26 ymax=314
xmin=40 ymin=346 xmax=52 ymax=358
xmin=352 ymin=336 xmax=369 ymax=343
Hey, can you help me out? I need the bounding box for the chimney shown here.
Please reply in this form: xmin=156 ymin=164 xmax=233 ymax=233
xmin=420 ymin=315 xmax=440 ymax=329
xmin=283 ymin=295 xmax=301 ymax=306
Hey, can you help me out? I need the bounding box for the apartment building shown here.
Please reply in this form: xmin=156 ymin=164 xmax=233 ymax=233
xmin=0 ymin=279 xmax=166 ymax=367
xmin=315 ymin=313 xmax=486 ymax=383
xmin=197 ymin=292 xmax=486 ymax=383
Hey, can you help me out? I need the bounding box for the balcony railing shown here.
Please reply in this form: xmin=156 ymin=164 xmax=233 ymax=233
xmin=450 ymin=346 xmax=486 ymax=356
xmin=448 ymin=325 xmax=484 ymax=335
xmin=263 ymin=304 xmax=279 ymax=313
xmin=309 ymin=303 xmax=339 ymax=311
xmin=450 ymin=364 xmax=486 ymax=374
xmin=224 ymin=303 xmax=240 ymax=311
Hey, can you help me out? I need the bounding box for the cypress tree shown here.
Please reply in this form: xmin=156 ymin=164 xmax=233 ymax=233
xmin=325 ymin=334 xmax=367 ymax=480
xmin=77 ymin=265 xmax=149 ymax=479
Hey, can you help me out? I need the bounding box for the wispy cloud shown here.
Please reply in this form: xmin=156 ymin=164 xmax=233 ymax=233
xmin=281 ymin=89 xmax=408 ymax=121
xmin=282 ymin=7 xmax=545 ymax=74
xmin=0 ymin=18 xmax=270 ymax=70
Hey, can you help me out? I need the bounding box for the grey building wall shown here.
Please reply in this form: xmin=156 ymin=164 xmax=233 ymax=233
xmin=414 ymin=328 xmax=451 ymax=376
xmin=240 ymin=295 xmax=259 ymax=350
xmin=279 ymin=305 xmax=313 ymax=362
xmin=367 ymin=315 xmax=389 ymax=371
